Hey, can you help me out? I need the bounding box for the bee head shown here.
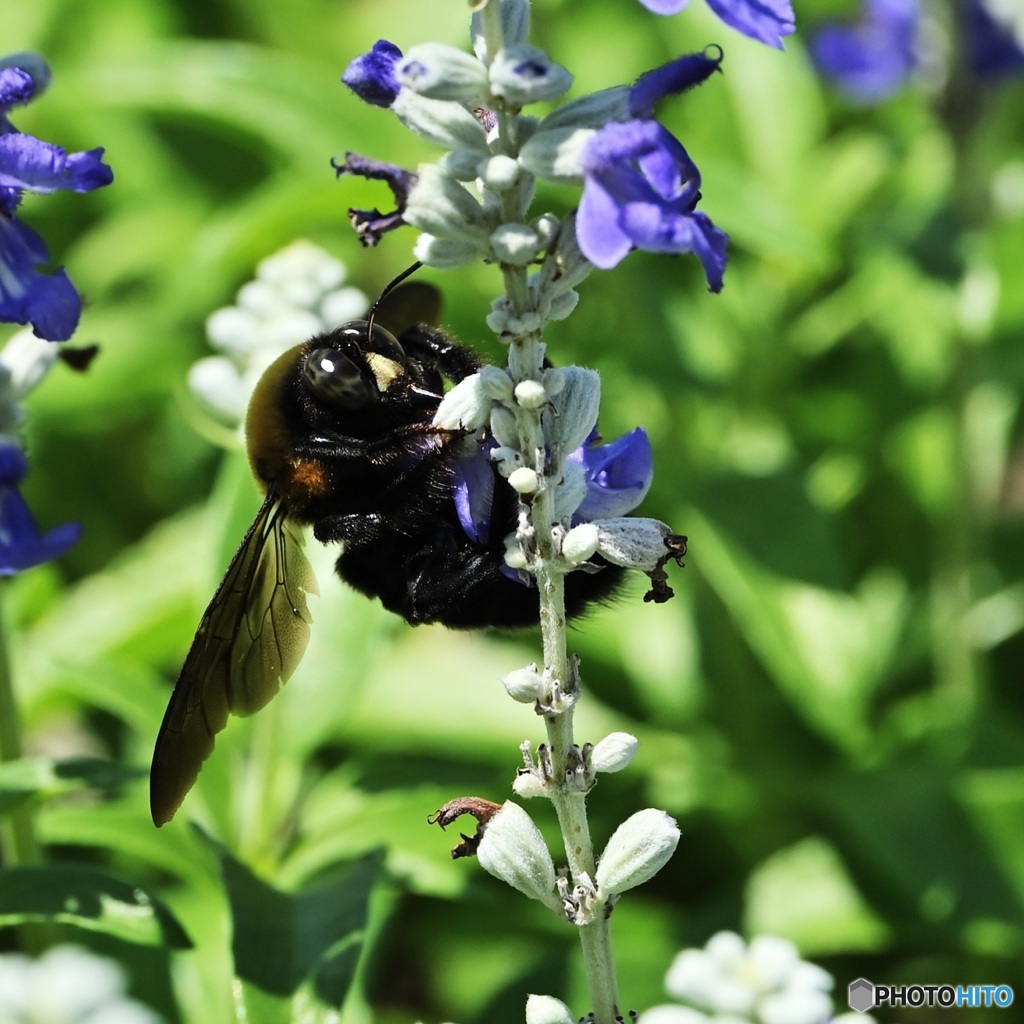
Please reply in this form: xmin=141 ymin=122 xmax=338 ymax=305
xmin=302 ymin=321 xmax=406 ymax=410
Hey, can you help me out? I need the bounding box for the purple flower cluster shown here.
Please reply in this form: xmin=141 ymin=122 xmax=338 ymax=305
xmin=811 ymin=0 xmax=1024 ymax=103
xmin=638 ymin=0 xmax=795 ymax=50
xmin=341 ymin=42 xmax=728 ymax=289
xmin=0 ymin=54 xmax=113 ymax=341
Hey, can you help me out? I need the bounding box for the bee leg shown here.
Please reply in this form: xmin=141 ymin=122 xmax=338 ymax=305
xmin=400 ymin=324 xmax=482 ymax=384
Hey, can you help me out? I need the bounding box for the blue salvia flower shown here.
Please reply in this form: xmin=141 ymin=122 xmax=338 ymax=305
xmin=810 ymin=0 xmax=919 ymax=103
xmin=0 ymin=443 xmax=81 ymax=573
xmin=576 ymin=120 xmax=728 ymax=288
xmin=453 ymin=428 xmax=654 ymax=553
xmin=571 ymin=50 xmax=728 ymax=286
xmin=0 ymin=329 xmax=83 ymax=572
xmin=0 ymin=53 xmax=113 ymax=342
xmin=637 ymin=0 xmax=795 ymax=50
xmin=811 ymin=0 xmax=1024 ymax=103
xmin=341 ymin=39 xmax=403 ymax=107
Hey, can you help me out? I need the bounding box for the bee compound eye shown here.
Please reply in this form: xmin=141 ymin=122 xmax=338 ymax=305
xmin=302 ymin=347 xmax=376 ymax=408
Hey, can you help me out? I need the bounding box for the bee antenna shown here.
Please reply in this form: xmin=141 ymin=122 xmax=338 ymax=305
xmin=367 ymin=261 xmax=423 ymax=336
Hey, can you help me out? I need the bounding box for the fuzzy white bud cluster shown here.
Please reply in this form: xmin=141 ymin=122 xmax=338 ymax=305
xmin=188 ymin=240 xmax=366 ymax=434
xmin=478 ymin=795 xmax=678 ymax=920
xmin=637 ymin=931 xmax=864 ymax=1024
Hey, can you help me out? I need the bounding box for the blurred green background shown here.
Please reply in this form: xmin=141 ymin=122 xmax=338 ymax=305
xmin=3 ymin=0 xmax=1024 ymax=1021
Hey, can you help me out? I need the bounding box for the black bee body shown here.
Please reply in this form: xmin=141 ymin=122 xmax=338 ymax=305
xmin=150 ymin=283 xmax=622 ymax=825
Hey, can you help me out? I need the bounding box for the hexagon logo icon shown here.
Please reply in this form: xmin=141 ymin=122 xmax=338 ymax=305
xmin=848 ymin=977 xmax=875 ymax=1013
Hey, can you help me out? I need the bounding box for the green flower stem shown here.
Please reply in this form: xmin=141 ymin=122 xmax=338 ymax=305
xmin=506 ymin=330 xmax=622 ymax=1024
xmin=0 ymin=584 xmax=41 ymax=869
xmin=480 ymin=5 xmax=622 ymax=1015
xmin=545 ymin=707 xmax=621 ymax=1023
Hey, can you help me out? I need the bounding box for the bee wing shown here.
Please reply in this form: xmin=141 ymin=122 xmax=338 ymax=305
xmin=373 ymin=281 xmax=442 ymax=335
xmin=150 ymin=492 xmax=317 ymax=826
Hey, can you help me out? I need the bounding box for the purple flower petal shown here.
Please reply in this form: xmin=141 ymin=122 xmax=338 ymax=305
xmin=810 ymin=0 xmax=918 ymax=103
xmin=578 ymin=120 xmax=728 ymax=289
xmin=0 ymin=444 xmax=81 ymax=573
xmin=343 ymin=40 xmax=404 ymax=108
xmin=0 ymin=484 xmax=81 ymax=573
xmin=0 ymin=135 xmax=113 ymax=194
xmin=0 ymin=216 xmax=82 ymax=341
xmin=705 ymin=0 xmax=795 ymax=49
xmin=637 ymin=0 xmax=689 ymax=12
xmin=573 ymin=428 xmax=654 ymax=520
xmin=629 ymin=49 xmax=723 ymax=118
xmin=0 ymin=67 xmax=35 ymax=113
xmin=453 ymin=443 xmax=496 ymax=544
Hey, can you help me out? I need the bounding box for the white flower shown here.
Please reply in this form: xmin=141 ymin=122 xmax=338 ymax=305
xmin=188 ymin=240 xmax=367 ymax=432
xmin=0 ymin=945 xmax=164 ymax=1023
xmin=639 ymin=931 xmax=838 ymax=1024
xmin=0 ymin=328 xmax=60 ymax=442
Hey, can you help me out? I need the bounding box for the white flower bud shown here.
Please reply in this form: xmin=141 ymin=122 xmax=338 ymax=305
xmin=509 ymin=467 xmax=540 ymax=494
xmin=561 ymin=523 xmax=599 ymax=565
xmin=504 ymin=534 xmax=529 ymax=570
xmin=512 ymin=773 xmax=547 ymax=799
xmin=393 ymin=90 xmax=489 ymax=153
xmin=479 ymin=154 xmax=521 ymax=191
xmin=406 ymin=166 xmax=491 ymax=245
xmin=397 ymin=43 xmax=489 ymax=103
xmin=490 ymin=45 xmax=573 ymax=106
xmin=320 ymin=286 xmax=369 ymax=327
xmin=471 ymin=0 xmax=531 ymax=61
xmin=514 ymin=380 xmax=547 ymax=409
xmin=477 ymin=802 xmax=560 ymax=910
xmin=490 ymin=405 xmax=519 ymax=448
xmin=206 ymin=305 xmax=262 ymax=356
xmin=501 ymin=664 xmax=544 ymax=703
xmin=532 ymin=212 xmax=560 ymax=248
xmin=413 ymin=233 xmax=484 ymax=269
xmin=433 ymin=372 xmax=492 ymax=431
xmin=591 ymin=732 xmax=638 ymax=773
xmin=525 ymin=994 xmax=574 ymax=1024
xmin=595 ymin=808 xmax=680 ymax=896
xmin=519 ymin=127 xmax=593 ymax=184
xmin=544 ymin=366 xmax=599 ymax=454
xmin=490 ymin=223 xmax=541 ymax=266
xmin=478 ymin=364 xmax=515 ymax=401
xmin=188 ymin=357 xmax=247 ymax=424
xmin=593 ymin=517 xmax=676 ymax=572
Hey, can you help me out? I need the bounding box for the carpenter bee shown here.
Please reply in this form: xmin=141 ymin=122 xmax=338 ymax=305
xmin=150 ymin=280 xmax=628 ymax=826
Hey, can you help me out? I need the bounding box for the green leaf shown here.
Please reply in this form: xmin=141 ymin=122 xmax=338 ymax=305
xmin=0 ymin=865 xmax=192 ymax=948
xmin=205 ymin=833 xmax=381 ymax=1002
xmin=0 ymin=757 xmax=145 ymax=814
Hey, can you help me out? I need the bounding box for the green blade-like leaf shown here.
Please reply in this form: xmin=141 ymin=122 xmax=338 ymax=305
xmin=205 ymin=832 xmax=381 ymax=1001
xmin=0 ymin=758 xmax=146 ymax=814
xmin=0 ymin=865 xmax=192 ymax=948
